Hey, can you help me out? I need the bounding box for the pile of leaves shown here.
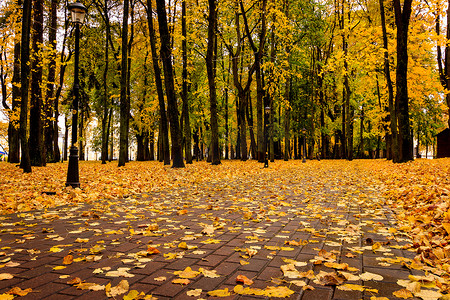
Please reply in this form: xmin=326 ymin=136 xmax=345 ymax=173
xmin=0 ymin=160 xmax=263 ymax=214
xmin=369 ymin=159 xmax=450 ymax=288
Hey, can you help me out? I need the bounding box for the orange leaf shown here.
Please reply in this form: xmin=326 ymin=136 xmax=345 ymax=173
xmin=236 ymin=275 xmax=254 ymax=285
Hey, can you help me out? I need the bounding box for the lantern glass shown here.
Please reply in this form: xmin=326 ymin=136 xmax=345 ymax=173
xmin=68 ymin=3 xmax=87 ymax=24
xmin=264 ymin=106 xmax=271 ymax=114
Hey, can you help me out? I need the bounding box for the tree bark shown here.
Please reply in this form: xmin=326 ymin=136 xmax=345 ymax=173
xmin=118 ymin=0 xmax=129 ymax=167
xmin=436 ymin=0 xmax=450 ymax=128
xmin=101 ymin=0 xmax=110 ymax=164
xmin=206 ymin=0 xmax=221 ymax=165
xmin=7 ymin=0 xmax=22 ymax=163
xmin=29 ymin=0 xmax=45 ymax=166
xmin=379 ymin=0 xmax=397 ymax=160
xmin=44 ymin=0 xmax=58 ymax=163
xmin=146 ymin=0 xmax=170 ymax=165
xmin=182 ymin=0 xmax=192 ymax=164
xmin=393 ymin=0 xmax=413 ymax=162
xmin=19 ymin=0 xmax=32 ymax=172
xmin=156 ymin=0 xmax=185 ymax=168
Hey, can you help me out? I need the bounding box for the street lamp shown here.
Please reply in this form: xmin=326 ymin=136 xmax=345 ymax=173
xmin=66 ymin=2 xmax=87 ymax=188
xmin=302 ymin=128 xmax=307 ymax=163
xmin=264 ymin=106 xmax=271 ymax=168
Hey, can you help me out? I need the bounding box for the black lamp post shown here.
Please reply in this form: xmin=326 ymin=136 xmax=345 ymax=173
xmin=66 ymin=2 xmax=87 ymax=188
xmin=264 ymin=106 xmax=271 ymax=168
xmin=302 ymin=128 xmax=307 ymax=163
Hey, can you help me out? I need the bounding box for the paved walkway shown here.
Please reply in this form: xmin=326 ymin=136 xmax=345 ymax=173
xmin=0 ymin=163 xmax=423 ymax=299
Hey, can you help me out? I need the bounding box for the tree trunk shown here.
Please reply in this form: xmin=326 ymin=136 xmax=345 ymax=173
xmin=156 ymin=0 xmax=185 ymax=168
xmin=247 ymin=100 xmax=257 ymax=159
xmin=379 ymin=0 xmax=397 ymax=161
xmin=44 ymin=0 xmax=58 ymax=163
xmin=8 ymin=0 xmax=22 ymax=164
xmin=29 ymin=0 xmax=45 ymax=167
xmin=393 ymin=0 xmax=413 ymax=163
xmin=146 ymin=0 xmax=170 ymax=165
xmin=118 ymin=0 xmax=129 ymax=167
xmin=436 ymin=0 xmax=450 ymax=128
xmin=101 ymin=0 xmax=110 ymax=164
xmin=19 ymin=0 xmax=32 ymax=172
xmin=207 ymin=0 xmax=220 ymax=165
xmin=149 ymin=131 xmax=155 ymax=160
xmin=182 ymin=0 xmax=193 ymax=164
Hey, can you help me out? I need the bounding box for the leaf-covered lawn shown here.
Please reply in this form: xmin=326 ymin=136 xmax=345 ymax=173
xmin=0 ymin=159 xmax=449 ymax=299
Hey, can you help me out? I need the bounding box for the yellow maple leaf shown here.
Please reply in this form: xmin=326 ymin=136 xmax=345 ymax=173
xmin=264 ymin=286 xmax=295 ymax=298
xmin=337 ymin=283 xmax=365 ymax=291
xmin=186 ymin=289 xmax=202 ymax=297
xmin=207 ymin=288 xmax=231 ymax=297
xmin=199 ymin=268 xmax=221 ymax=278
xmin=172 ymin=278 xmax=190 ymax=285
xmin=392 ymin=289 xmax=413 ymax=299
xmin=173 ymin=267 xmax=200 ymax=279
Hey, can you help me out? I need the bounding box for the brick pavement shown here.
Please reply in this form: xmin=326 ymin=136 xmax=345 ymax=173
xmin=0 ymin=163 xmax=425 ymax=299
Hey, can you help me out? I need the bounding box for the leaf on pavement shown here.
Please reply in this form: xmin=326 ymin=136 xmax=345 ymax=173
xmin=207 ymin=288 xmax=231 ymax=297
xmin=173 ymin=267 xmax=200 ymax=279
xmin=236 ymin=275 xmax=254 ymax=285
xmin=0 ymin=274 xmax=13 ymax=281
xmin=105 ymin=280 xmax=129 ymax=297
xmin=7 ymin=287 xmax=32 ymax=296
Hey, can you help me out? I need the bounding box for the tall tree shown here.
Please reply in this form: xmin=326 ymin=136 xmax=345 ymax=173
xmin=44 ymin=0 xmax=59 ymax=163
xmin=207 ymin=0 xmax=220 ymax=165
xmin=182 ymin=0 xmax=193 ymax=164
xmin=379 ymin=0 xmax=397 ymax=160
xmin=7 ymin=0 xmax=22 ymax=163
xmin=145 ymin=0 xmax=170 ymax=165
xmin=156 ymin=0 xmax=185 ymax=167
xmin=29 ymin=0 xmax=45 ymax=166
xmin=118 ymin=0 xmax=129 ymax=167
xmin=393 ymin=0 xmax=413 ymax=162
xmin=19 ymin=0 xmax=32 ymax=172
xmin=437 ymin=0 xmax=450 ymax=128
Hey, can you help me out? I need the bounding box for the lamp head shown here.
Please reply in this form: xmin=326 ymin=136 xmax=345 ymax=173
xmin=68 ymin=2 xmax=87 ymax=24
xmin=264 ymin=106 xmax=271 ymax=114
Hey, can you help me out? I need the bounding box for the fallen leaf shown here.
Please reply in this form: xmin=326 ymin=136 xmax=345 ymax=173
xmin=392 ymin=289 xmax=413 ymax=299
xmin=360 ymin=272 xmax=383 ymax=281
xmin=313 ymin=271 xmax=345 ymax=286
xmin=414 ymin=290 xmax=443 ymax=300
xmin=186 ymin=289 xmax=202 ymax=297
xmin=207 ymin=288 xmax=231 ymax=297
xmin=236 ymin=275 xmax=254 ymax=285
xmin=105 ymin=280 xmax=129 ymax=297
xmin=154 ymin=276 xmax=166 ymax=281
xmin=172 ymin=278 xmax=190 ymax=285
xmin=173 ymin=267 xmax=200 ymax=279
xmin=199 ymin=268 xmax=220 ymax=278
xmin=0 ymin=274 xmax=13 ymax=280
xmin=7 ymin=287 xmax=32 ymax=296
xmin=105 ymin=267 xmax=135 ymax=278
xmin=337 ymin=283 xmax=365 ymax=291
xmin=63 ymin=254 xmax=73 ymax=265
xmin=67 ymin=277 xmax=82 ymax=285
xmin=123 ymin=290 xmax=145 ymax=300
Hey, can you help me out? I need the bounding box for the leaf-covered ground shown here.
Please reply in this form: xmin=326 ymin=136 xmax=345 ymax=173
xmin=0 ymin=159 xmax=449 ymax=299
